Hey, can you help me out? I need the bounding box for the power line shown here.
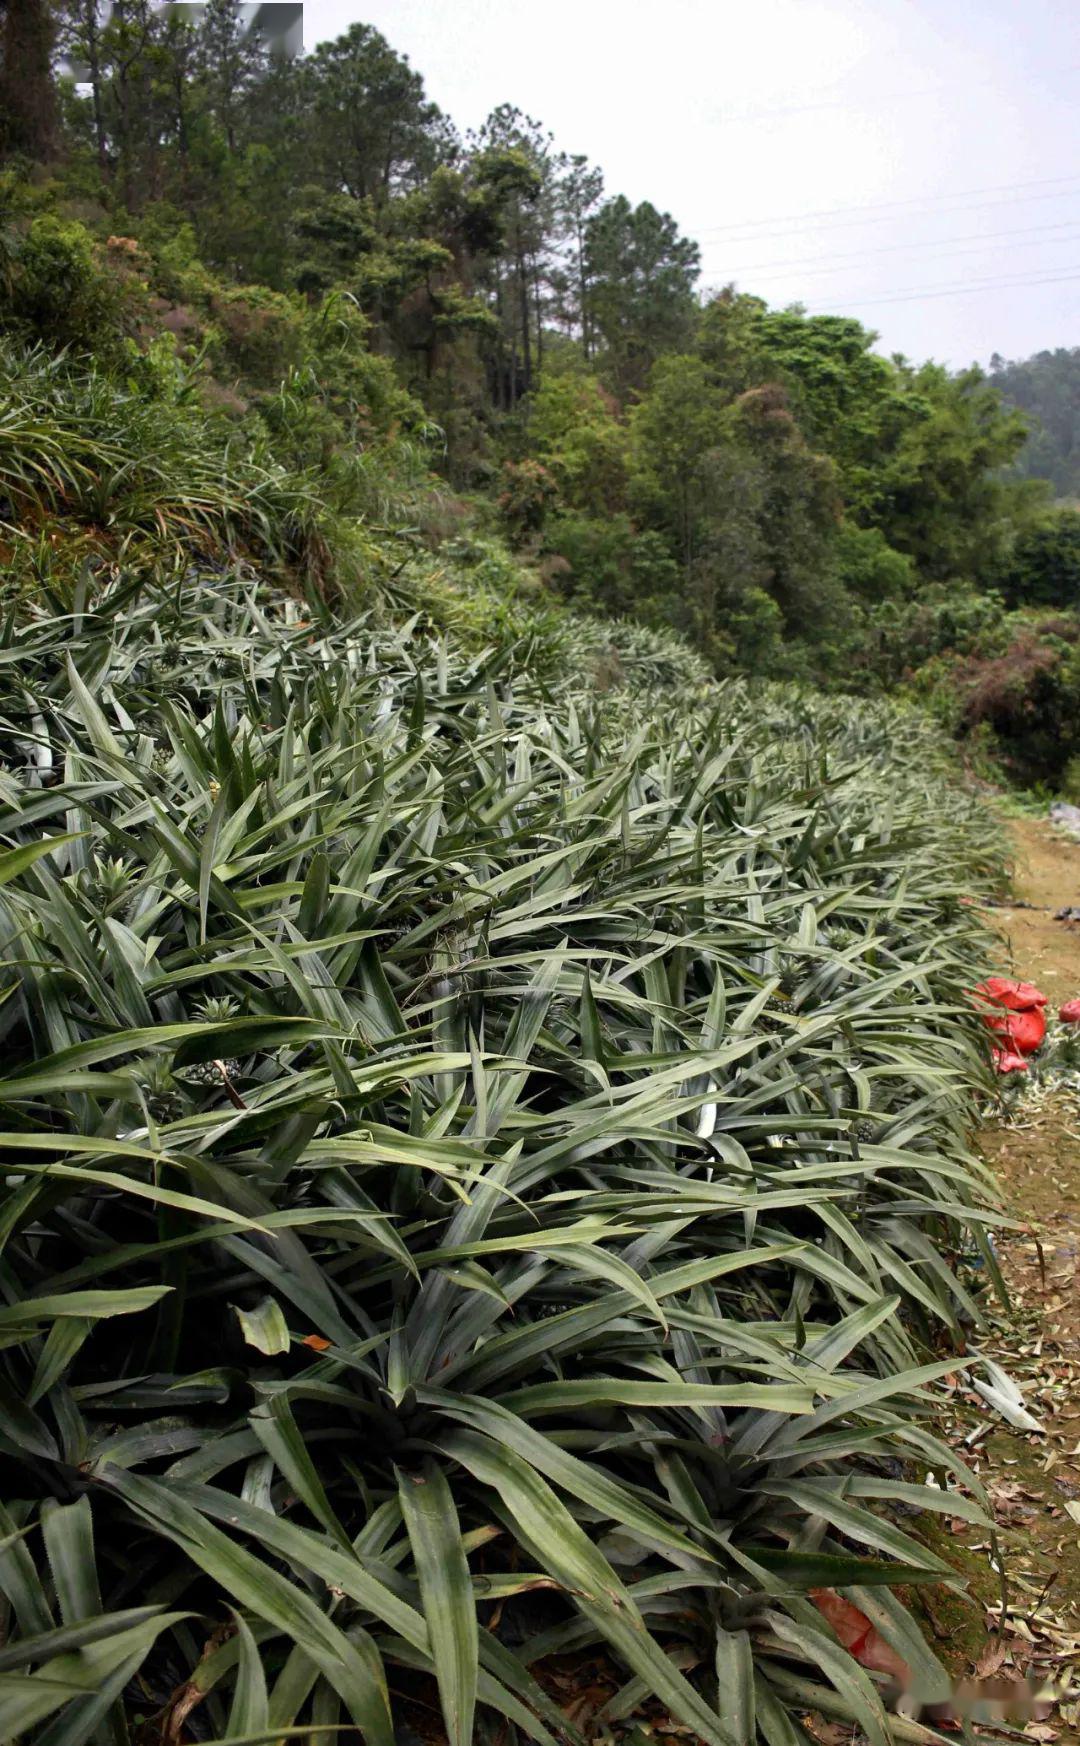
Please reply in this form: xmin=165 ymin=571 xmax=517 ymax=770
xmin=700 ymin=219 xmax=1080 ymax=282
xmin=700 ymin=215 xmax=1080 ymax=275
xmin=694 ymin=183 xmax=1080 ymax=246
xmin=686 ymin=172 xmax=1080 ymax=241
xmin=687 ymin=170 xmax=1080 ymax=235
xmin=714 ymin=62 xmax=1080 ymax=125
xmin=810 ymin=265 xmax=1080 ymax=312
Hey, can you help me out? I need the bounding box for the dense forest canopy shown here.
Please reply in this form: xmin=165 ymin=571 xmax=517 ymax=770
xmin=990 ymin=346 xmax=1080 ymax=500
xmin=2 ymin=0 xmax=1080 ymax=779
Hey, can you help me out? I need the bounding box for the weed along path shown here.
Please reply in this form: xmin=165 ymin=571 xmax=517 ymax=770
xmin=945 ymin=818 xmax=1080 ymax=1740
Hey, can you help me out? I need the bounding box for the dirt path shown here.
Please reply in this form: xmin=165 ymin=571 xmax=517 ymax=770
xmin=989 ymin=819 xmax=1080 ymax=1009
xmin=938 ymin=818 xmax=1080 ymax=1739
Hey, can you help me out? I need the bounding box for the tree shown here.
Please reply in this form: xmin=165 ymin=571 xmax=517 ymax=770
xmin=0 ymin=0 xmax=58 ymax=162
xmin=100 ymin=0 xmax=157 ymax=209
xmin=881 ymin=363 xmax=1030 ymax=582
xmin=385 ymin=156 xmax=531 ymax=464
xmin=629 ymin=357 xmax=840 ymax=662
xmin=56 ymin=0 xmax=109 ymax=171
xmin=525 ymin=372 xmax=628 ymax=512
xmin=300 ymin=24 xmax=450 ymax=208
xmin=555 ymin=154 xmax=603 ymax=356
xmin=727 ymin=381 xmax=841 ymax=635
xmin=292 ymin=190 xmax=379 ymax=296
xmin=629 ymin=354 xmax=728 ymax=579
xmin=154 ymin=7 xmax=199 ymax=177
xmin=197 ymin=0 xmax=264 ymax=155
xmin=585 ymin=197 xmax=700 ymax=390
xmin=996 ymin=509 xmax=1080 ymax=608
xmin=699 ymin=294 xmax=915 ymax=524
xmin=990 ymin=347 xmax=1080 ymax=497
xmin=697 ymin=294 xmax=1031 ymax=590
xmin=469 ymin=106 xmax=557 ymax=404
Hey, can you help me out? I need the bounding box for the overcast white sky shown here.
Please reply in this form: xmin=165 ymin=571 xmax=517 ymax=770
xmin=296 ymin=0 xmax=1079 ymax=368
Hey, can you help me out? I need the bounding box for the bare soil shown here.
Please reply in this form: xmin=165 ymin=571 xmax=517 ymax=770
xmin=940 ymin=817 xmax=1080 ymax=1741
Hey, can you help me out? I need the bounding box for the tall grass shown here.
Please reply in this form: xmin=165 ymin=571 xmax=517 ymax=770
xmin=0 ymin=340 xmax=347 ymax=597
xmin=0 ymin=571 xmax=1005 ymax=1745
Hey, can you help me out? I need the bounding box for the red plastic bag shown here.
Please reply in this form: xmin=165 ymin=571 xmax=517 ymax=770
xmin=974 ymin=977 xmax=1047 ymax=1012
xmin=991 ymin=1045 xmax=1029 ymax=1074
xmin=971 ymin=978 xmax=1047 ymax=1060
xmin=998 ymin=1006 xmax=1046 ymax=1053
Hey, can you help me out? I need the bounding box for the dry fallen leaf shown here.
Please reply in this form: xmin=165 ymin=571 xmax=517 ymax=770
xmin=974 ymin=1636 xmax=1010 ymax=1679
xmin=808 ymin=1589 xmax=911 ymax=1684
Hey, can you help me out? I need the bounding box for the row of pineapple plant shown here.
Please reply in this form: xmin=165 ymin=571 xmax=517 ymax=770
xmin=0 ymin=568 xmax=1005 ymax=1745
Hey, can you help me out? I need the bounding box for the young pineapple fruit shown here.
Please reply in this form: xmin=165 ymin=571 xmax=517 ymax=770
xmin=175 ymin=996 xmax=242 ymax=1088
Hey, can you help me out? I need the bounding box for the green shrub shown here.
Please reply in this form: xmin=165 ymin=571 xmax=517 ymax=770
xmin=497 ymin=456 xmax=558 ymax=540
xmin=1 ymin=214 xmax=127 ymax=352
xmin=207 ymin=283 xmax=306 ymax=385
xmin=829 ymin=522 xmax=915 ymax=600
xmin=140 ymin=211 xmax=216 ymax=306
xmin=996 ymin=509 xmax=1080 ymax=609
xmin=860 ymin=585 xmax=1008 ymax=690
xmin=525 ymin=372 xmax=630 ymax=512
xmin=542 ymin=510 xmax=679 ymax=619
xmin=723 ymin=581 xmax=786 ymax=671
xmin=303 ymin=294 xmax=424 ymax=436
xmin=949 ymin=615 xmax=1080 ymax=786
xmin=903 ymin=606 xmax=1080 ymax=786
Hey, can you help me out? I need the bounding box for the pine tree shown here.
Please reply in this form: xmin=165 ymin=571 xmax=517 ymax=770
xmin=198 ymin=0 xmax=264 ymax=155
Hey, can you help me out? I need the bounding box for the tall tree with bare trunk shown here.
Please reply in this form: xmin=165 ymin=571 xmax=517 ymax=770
xmin=0 ymin=0 xmax=58 ymax=162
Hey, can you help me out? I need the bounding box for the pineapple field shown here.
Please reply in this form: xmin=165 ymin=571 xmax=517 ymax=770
xmin=0 ymin=567 xmax=1014 ymax=1745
